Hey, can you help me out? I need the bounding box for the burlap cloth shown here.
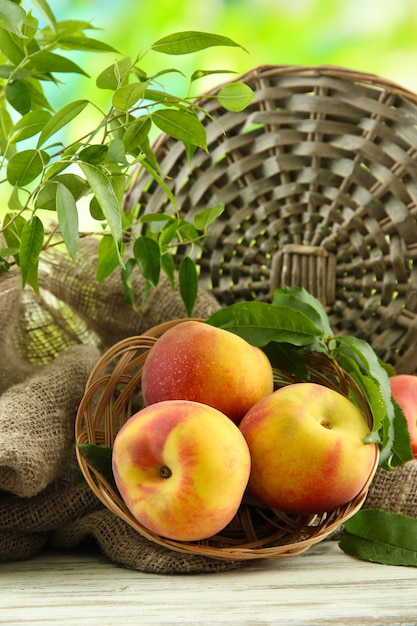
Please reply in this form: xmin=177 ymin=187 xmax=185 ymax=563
xmin=1 ymin=238 xmax=416 ymax=573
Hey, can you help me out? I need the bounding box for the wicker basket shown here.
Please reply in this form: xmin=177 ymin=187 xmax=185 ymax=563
xmin=75 ymin=319 xmax=379 ymax=562
xmin=125 ymin=64 xmax=417 ymax=375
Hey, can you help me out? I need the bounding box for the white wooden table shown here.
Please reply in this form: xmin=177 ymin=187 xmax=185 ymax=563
xmin=1 ymin=541 xmax=416 ymax=625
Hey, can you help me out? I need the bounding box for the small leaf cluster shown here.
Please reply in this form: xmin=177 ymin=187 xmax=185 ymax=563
xmin=0 ymin=0 xmax=254 ymax=310
xmin=206 ymin=286 xmax=414 ymax=471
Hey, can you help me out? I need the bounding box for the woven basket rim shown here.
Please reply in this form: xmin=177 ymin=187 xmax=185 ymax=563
xmin=75 ymin=319 xmax=379 ymax=562
xmin=237 ymin=64 xmax=417 ymax=103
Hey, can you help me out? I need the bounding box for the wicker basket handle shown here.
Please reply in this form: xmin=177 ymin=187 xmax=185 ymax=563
xmin=270 ymin=245 xmax=336 ymax=308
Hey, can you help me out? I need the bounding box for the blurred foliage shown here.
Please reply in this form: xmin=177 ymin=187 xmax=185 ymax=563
xmin=55 ymin=0 xmax=417 ymax=102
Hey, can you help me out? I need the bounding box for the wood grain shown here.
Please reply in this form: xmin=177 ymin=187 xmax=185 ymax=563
xmin=1 ymin=541 xmax=416 ymax=625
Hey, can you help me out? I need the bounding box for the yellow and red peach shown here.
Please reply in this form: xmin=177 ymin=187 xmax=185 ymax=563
xmin=389 ymin=374 xmax=417 ymax=459
xmin=239 ymin=382 xmax=377 ymax=514
xmin=141 ymin=320 xmax=274 ymax=424
xmin=112 ymin=399 xmax=251 ymax=541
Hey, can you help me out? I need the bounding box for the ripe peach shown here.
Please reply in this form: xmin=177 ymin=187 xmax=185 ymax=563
xmin=239 ymin=382 xmax=377 ymax=514
xmin=141 ymin=320 xmax=274 ymax=424
xmin=112 ymin=399 xmax=251 ymax=541
xmin=389 ymin=374 xmax=417 ymax=459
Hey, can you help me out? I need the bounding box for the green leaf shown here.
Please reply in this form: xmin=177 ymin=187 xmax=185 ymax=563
xmin=0 ymin=0 xmax=26 ymax=37
xmin=7 ymin=187 xmax=22 ymax=212
xmin=27 ymin=50 xmax=89 ymax=76
xmin=191 ymin=69 xmax=236 ymax=82
xmin=78 ymin=144 xmax=108 ymax=165
xmin=122 ymin=116 xmax=151 ymax=153
xmin=6 ymin=80 xmax=31 ymax=115
xmin=19 ymin=215 xmax=44 ymax=293
xmin=107 ymin=138 xmax=128 ymax=165
xmin=143 ymin=89 xmax=181 ymax=106
xmin=138 ymin=157 xmax=176 ymax=208
xmin=21 ymin=10 xmax=37 ymax=44
xmin=207 ymin=301 xmax=324 ymax=347
xmin=37 ymin=99 xmax=89 ymax=147
xmin=56 ymin=182 xmax=79 ymax=261
xmin=334 ymin=335 xmax=413 ymax=469
xmin=179 ymin=256 xmax=198 ymax=317
xmin=133 ymin=235 xmax=161 ymax=287
xmin=7 ymin=149 xmax=49 ymax=186
xmin=272 ymin=286 xmax=334 ymax=338
xmin=161 ymin=251 xmax=175 ymax=288
xmin=78 ymin=162 xmax=123 ymax=263
xmin=0 ymin=28 xmax=24 ymax=64
xmin=96 ymin=235 xmax=122 ymax=282
xmin=121 ymin=257 xmax=139 ymax=312
xmin=0 ymin=113 xmax=13 ymax=157
xmin=89 ymin=196 xmax=105 ymax=221
xmin=58 ymin=36 xmax=118 ymax=53
xmin=176 ymin=220 xmax=200 ymax=243
xmin=263 ymin=342 xmax=310 ymax=379
xmin=112 ymin=82 xmax=147 ymax=111
xmin=151 ymin=31 xmax=247 ymax=55
xmin=35 ymin=174 xmax=87 ymax=211
xmin=152 ymin=108 xmax=207 ymax=149
xmin=10 ymin=109 xmax=52 ymax=143
xmin=96 ymin=56 xmax=132 ymax=90
xmin=340 ymin=509 xmax=417 ymax=567
xmin=2 ymin=212 xmax=25 ymax=263
xmin=31 ymin=0 xmax=57 ymax=33
xmin=193 ymin=203 xmax=224 ymax=231
xmin=217 ymin=82 xmax=255 ymax=112
xmin=77 ymin=443 xmax=115 ymax=489
xmin=159 ymin=218 xmax=181 ymax=247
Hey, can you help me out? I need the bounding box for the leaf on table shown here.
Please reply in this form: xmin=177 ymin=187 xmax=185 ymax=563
xmin=340 ymin=509 xmax=417 ymax=567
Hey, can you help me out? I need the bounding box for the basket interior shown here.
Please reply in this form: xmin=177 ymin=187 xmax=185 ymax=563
xmin=125 ymin=64 xmax=417 ymax=375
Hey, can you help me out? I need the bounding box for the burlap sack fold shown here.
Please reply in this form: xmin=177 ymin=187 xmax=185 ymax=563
xmin=50 ymin=509 xmax=246 ymax=574
xmin=363 ymin=461 xmax=417 ymax=517
xmin=0 ymin=344 xmax=100 ymax=498
xmin=0 ymin=269 xmax=35 ymax=393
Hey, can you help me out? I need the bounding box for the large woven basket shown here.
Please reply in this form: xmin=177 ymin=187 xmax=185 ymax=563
xmin=125 ymin=64 xmax=417 ymax=375
xmin=75 ymin=319 xmax=379 ymax=562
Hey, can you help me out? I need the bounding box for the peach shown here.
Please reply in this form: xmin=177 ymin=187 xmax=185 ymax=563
xmin=141 ymin=320 xmax=274 ymax=424
xmin=239 ymin=382 xmax=377 ymax=514
xmin=389 ymin=374 xmax=417 ymax=459
xmin=112 ymin=399 xmax=251 ymax=541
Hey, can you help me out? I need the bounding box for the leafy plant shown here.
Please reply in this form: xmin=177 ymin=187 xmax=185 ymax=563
xmin=0 ymin=0 xmax=254 ymax=313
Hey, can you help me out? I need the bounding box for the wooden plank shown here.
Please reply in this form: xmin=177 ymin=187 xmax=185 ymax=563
xmin=0 ymin=541 xmax=416 ymax=625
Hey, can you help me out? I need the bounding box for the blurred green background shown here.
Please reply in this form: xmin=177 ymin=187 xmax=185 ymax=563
xmin=56 ymin=0 xmax=417 ymax=99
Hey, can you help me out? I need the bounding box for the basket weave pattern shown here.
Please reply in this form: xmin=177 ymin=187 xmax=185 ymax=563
xmin=125 ymin=65 xmax=417 ymax=375
xmin=76 ymin=319 xmax=379 ymax=561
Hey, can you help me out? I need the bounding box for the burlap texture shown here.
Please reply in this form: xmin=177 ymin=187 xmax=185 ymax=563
xmin=0 ymin=269 xmax=34 ymax=393
xmin=0 ymin=240 xmax=248 ymax=574
xmin=1 ymin=237 xmax=416 ymax=573
xmin=363 ymin=461 xmax=417 ymax=517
